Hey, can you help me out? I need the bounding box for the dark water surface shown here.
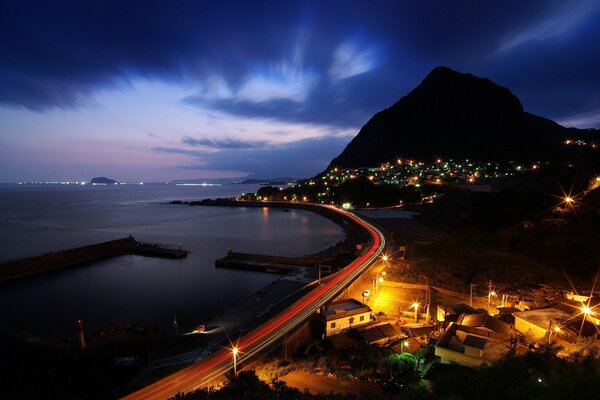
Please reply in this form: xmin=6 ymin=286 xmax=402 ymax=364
xmin=0 ymin=184 xmax=344 ymax=339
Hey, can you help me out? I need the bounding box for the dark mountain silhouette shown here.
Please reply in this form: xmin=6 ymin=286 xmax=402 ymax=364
xmin=328 ymin=66 xmax=594 ymax=169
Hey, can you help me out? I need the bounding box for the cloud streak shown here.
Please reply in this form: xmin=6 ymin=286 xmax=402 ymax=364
xmin=182 ymin=136 xmax=267 ymax=150
xmin=1 ymin=1 xmax=600 ymax=181
xmin=499 ymin=0 xmax=600 ymax=52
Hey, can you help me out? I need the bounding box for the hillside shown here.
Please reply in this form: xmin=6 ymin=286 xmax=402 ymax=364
xmin=328 ymin=66 xmax=595 ymax=169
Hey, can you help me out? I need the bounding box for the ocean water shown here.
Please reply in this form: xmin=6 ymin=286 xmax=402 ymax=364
xmin=0 ymin=184 xmax=344 ymax=339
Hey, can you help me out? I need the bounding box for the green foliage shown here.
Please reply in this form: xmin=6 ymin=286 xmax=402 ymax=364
xmin=387 ymin=352 xmax=416 ymax=375
xmin=431 ymin=352 xmax=600 ymax=400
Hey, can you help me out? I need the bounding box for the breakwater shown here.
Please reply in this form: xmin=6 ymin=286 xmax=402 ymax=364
xmin=0 ymin=236 xmax=188 ymax=283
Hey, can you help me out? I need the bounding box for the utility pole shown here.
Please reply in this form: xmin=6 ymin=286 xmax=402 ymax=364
xmin=470 ymin=284 xmax=477 ymax=307
xmin=318 ymin=264 xmax=321 ymax=285
xmin=77 ymin=319 xmax=86 ymax=349
xmin=487 ymin=280 xmax=494 ymax=314
xmin=546 ymin=319 xmax=553 ymax=346
xmin=422 ymin=275 xmax=430 ymax=323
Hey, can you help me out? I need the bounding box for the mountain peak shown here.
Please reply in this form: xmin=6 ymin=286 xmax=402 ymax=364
xmin=327 ymin=67 xmax=570 ymax=170
xmin=415 ymin=66 xmax=524 ymax=113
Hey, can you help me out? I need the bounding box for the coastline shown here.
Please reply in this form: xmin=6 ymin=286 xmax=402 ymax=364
xmin=172 ymin=199 xmax=372 ymax=263
xmin=127 ymin=199 xmax=373 ymax=388
xmin=1 ymin=198 xmax=371 ymax=396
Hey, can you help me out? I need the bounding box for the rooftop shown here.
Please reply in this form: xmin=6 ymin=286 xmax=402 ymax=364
xmin=513 ymin=307 xmax=572 ymax=328
xmin=323 ymin=298 xmax=371 ymax=320
xmin=358 ymin=322 xmax=401 ymax=344
xmin=439 ymin=303 xmax=477 ymax=315
xmin=463 ymin=335 xmax=488 ymax=350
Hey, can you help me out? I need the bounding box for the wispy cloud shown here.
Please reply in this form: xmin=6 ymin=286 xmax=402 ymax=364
xmin=329 ymin=41 xmax=378 ymax=80
xmin=182 ymin=136 xmax=267 ymax=149
xmin=154 ymin=135 xmax=351 ymax=178
xmin=499 ymin=0 xmax=600 ymax=52
xmin=557 ymin=109 xmax=600 ymax=128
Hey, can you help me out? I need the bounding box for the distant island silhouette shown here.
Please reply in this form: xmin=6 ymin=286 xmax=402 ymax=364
xmin=90 ymin=176 xmax=117 ymax=185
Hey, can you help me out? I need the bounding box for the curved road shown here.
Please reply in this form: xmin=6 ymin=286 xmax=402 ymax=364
xmin=122 ymin=205 xmax=386 ymax=400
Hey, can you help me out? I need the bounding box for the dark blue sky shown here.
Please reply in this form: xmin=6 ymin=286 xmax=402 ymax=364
xmin=1 ymin=0 xmax=599 ymax=181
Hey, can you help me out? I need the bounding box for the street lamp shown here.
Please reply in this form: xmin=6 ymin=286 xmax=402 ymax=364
xmin=382 ymin=254 xmax=389 ymax=262
xmin=412 ymin=302 xmax=419 ymax=323
xmin=578 ymin=305 xmax=594 ymax=338
xmin=232 ymin=347 xmax=239 ymax=376
xmin=374 ymin=273 xmax=385 ymax=294
xmin=487 ymin=290 xmax=496 ymax=314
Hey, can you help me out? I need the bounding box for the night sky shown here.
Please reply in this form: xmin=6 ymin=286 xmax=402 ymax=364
xmin=1 ymin=0 xmax=599 ymax=182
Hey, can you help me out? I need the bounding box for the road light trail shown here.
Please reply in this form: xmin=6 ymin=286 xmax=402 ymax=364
xmin=122 ymin=204 xmax=385 ymax=400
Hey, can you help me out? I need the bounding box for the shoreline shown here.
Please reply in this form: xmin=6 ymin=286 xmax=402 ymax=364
xmin=172 ymin=198 xmax=372 ymax=264
xmin=126 ymin=200 xmax=374 ymax=388
xmin=2 ymin=199 xmax=373 ymax=395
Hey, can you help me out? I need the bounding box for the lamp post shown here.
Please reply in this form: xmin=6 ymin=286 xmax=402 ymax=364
xmin=470 ymin=284 xmax=478 ymax=307
xmin=487 ymin=290 xmax=496 ymax=314
xmin=232 ymin=347 xmax=239 ymax=376
xmin=374 ymin=272 xmax=385 ymax=294
xmin=412 ymin=302 xmax=419 ymax=323
xmin=579 ymin=306 xmax=593 ymax=338
xmin=547 ymin=321 xmax=560 ymax=346
xmin=420 ymin=275 xmax=430 ymax=322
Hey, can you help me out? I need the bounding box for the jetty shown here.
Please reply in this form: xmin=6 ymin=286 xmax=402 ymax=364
xmin=0 ymin=236 xmax=188 ymax=283
xmin=215 ymin=250 xmax=346 ymax=274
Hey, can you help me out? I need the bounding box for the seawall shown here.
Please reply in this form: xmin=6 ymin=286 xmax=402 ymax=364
xmin=0 ymin=236 xmax=188 ymax=283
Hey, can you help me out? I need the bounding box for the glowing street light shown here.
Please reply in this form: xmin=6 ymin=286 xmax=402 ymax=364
xmin=382 ymin=255 xmax=388 ymax=262
xmin=232 ymin=347 xmax=239 ymax=376
xmin=578 ymin=305 xmax=595 ymax=338
xmin=373 ymin=272 xmax=386 ymax=295
xmin=564 ymin=196 xmax=574 ymax=205
xmin=487 ymin=290 xmax=497 ymax=314
xmin=412 ymin=302 xmax=419 ymax=323
xmin=582 ymin=306 xmax=592 ymax=315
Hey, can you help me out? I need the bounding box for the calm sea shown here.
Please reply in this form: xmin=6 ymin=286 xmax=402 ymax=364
xmin=0 ymin=183 xmax=344 ymax=339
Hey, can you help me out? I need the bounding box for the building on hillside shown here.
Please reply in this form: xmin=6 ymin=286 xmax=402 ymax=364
xmin=456 ymin=312 xmax=513 ymax=338
xmin=513 ymin=306 xmax=597 ymax=342
xmin=513 ymin=307 xmax=569 ymax=340
xmin=437 ymin=303 xmax=478 ymax=323
xmin=434 ymin=322 xmax=513 ymax=367
xmin=320 ymin=299 xmax=373 ymax=336
xmin=357 ymin=322 xmax=402 ymax=346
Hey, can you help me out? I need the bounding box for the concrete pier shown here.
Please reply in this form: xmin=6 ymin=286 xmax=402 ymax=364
xmin=0 ymin=236 xmax=188 ymax=283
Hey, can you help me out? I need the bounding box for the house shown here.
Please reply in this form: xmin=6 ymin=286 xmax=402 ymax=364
xmin=437 ymin=303 xmax=478 ymax=322
xmin=512 ymin=306 xmax=596 ymax=341
xmin=434 ymin=322 xmax=513 ymax=367
xmin=456 ymin=312 xmax=512 ymax=338
xmin=357 ymin=322 xmax=402 ymax=346
xmin=320 ymin=299 xmax=373 ymax=336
